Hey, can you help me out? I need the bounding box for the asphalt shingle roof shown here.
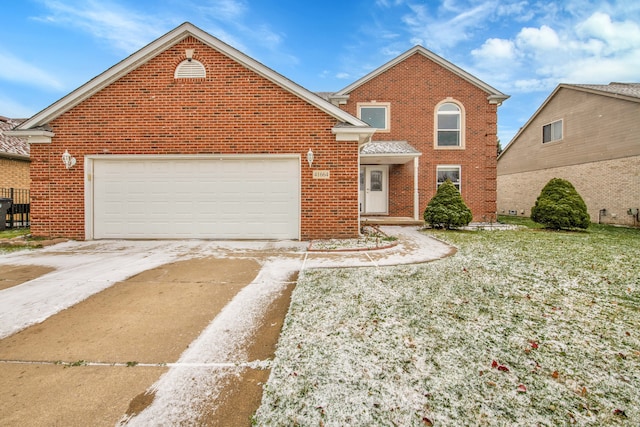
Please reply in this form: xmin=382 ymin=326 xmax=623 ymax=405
xmin=570 ymin=82 xmax=640 ymax=99
xmin=0 ymin=116 xmax=29 ymax=158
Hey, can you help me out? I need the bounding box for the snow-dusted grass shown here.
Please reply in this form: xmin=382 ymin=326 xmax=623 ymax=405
xmin=255 ymin=225 xmax=640 ymax=426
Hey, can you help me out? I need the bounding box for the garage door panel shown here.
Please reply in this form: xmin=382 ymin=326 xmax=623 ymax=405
xmin=92 ymin=157 xmax=299 ymax=239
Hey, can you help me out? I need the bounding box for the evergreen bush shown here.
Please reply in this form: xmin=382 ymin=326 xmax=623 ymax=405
xmin=531 ymin=178 xmax=590 ymax=230
xmin=423 ymin=180 xmax=473 ymax=229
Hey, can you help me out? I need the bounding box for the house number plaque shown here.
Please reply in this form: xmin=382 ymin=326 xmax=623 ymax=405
xmin=312 ymin=170 xmax=330 ymax=179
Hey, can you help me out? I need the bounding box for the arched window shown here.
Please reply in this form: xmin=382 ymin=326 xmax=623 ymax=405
xmin=174 ymin=59 xmax=206 ymax=79
xmin=436 ymin=102 xmax=462 ymax=147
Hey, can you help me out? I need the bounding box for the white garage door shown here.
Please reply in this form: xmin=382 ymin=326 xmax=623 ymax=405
xmin=91 ymin=156 xmax=299 ymax=239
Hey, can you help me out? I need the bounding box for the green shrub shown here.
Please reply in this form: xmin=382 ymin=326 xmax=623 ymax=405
xmin=424 ymin=180 xmax=473 ymax=229
xmin=531 ymin=178 xmax=590 ymax=229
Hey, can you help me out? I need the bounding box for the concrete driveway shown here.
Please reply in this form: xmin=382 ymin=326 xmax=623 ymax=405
xmin=0 ymin=227 xmax=452 ymax=426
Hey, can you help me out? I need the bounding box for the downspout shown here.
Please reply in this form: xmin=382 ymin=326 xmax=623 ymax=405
xmin=414 ymin=157 xmax=420 ymax=220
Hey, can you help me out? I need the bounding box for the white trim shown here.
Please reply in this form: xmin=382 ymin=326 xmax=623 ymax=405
xmin=414 ymin=157 xmax=420 ymax=220
xmin=357 ymin=102 xmax=390 ymax=132
xmin=436 ymin=164 xmax=462 ymax=191
xmin=17 ymin=22 xmax=367 ymax=131
xmin=84 ymin=153 xmax=301 ymax=240
xmin=542 ymin=119 xmax=563 ymax=144
xmin=434 ymin=99 xmax=466 ymax=149
xmin=174 ymin=59 xmax=206 ymax=78
xmin=335 ymin=45 xmax=509 ymax=103
xmin=3 ymin=129 xmax=55 ymax=144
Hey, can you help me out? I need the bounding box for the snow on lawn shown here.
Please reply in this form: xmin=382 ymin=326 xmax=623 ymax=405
xmin=255 ymin=226 xmax=640 ymax=426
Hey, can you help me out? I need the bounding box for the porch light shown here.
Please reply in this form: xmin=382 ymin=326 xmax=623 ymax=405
xmin=307 ymin=149 xmax=314 ymax=167
xmin=62 ymin=150 xmax=76 ymax=169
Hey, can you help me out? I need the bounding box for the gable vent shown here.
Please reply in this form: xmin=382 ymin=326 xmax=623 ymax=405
xmin=174 ymin=59 xmax=206 ymax=79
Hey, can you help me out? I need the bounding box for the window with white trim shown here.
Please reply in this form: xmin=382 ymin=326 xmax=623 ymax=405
xmin=542 ymin=120 xmax=562 ymax=143
xmin=437 ymin=165 xmax=461 ymax=191
xmin=358 ymin=103 xmax=390 ymax=131
xmin=436 ymin=102 xmax=462 ymax=147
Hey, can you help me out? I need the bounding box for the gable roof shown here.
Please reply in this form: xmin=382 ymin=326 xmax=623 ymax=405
xmin=333 ymin=45 xmax=509 ymax=105
xmin=498 ymin=82 xmax=640 ymax=159
xmin=0 ymin=117 xmax=29 ymax=160
xmin=13 ymin=22 xmax=369 ymax=132
xmin=568 ymin=83 xmax=640 ymax=101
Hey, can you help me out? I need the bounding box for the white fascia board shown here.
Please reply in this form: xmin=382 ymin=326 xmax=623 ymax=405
xmin=18 ymin=22 xmax=365 ymax=130
xmin=3 ymin=129 xmax=55 ymax=143
xmin=335 ymin=46 xmax=509 ymax=103
xmin=332 ymin=125 xmax=376 ymax=144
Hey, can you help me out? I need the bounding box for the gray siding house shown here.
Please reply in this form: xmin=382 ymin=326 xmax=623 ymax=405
xmin=497 ymin=83 xmax=640 ymax=227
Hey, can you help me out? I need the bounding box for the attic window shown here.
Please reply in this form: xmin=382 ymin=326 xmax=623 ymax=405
xmin=174 ymin=59 xmax=206 ymax=79
xmin=542 ymin=119 xmax=562 ymax=143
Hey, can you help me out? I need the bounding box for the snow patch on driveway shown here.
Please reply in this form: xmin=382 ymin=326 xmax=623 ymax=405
xmin=120 ymin=256 xmax=303 ymax=425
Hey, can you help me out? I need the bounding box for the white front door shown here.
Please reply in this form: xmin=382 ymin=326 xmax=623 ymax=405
xmin=359 ymin=165 xmax=388 ymax=214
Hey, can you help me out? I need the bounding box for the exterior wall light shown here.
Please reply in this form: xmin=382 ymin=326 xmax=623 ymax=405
xmin=307 ymin=148 xmax=314 ymax=167
xmin=62 ymin=150 xmax=76 ymax=169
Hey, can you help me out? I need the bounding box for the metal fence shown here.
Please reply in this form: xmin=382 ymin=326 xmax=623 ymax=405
xmin=1 ymin=188 xmax=30 ymax=229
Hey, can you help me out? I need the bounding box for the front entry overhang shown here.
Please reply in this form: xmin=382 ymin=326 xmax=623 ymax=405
xmin=359 ymin=141 xmax=421 ymax=164
xmin=358 ymin=141 xmax=423 ymax=223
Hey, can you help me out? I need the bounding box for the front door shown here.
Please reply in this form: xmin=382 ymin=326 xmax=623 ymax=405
xmin=359 ymin=165 xmax=388 ymax=214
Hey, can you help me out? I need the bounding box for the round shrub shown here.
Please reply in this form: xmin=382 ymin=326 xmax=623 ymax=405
xmin=424 ymin=179 xmax=473 ymax=229
xmin=531 ymin=178 xmax=590 ymax=229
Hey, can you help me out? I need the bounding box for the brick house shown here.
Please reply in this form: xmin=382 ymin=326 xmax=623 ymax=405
xmin=0 ymin=116 xmax=30 ymax=190
xmin=327 ymin=46 xmax=508 ymax=222
xmin=497 ymin=83 xmax=640 ymax=227
xmin=7 ymin=22 xmax=507 ymax=240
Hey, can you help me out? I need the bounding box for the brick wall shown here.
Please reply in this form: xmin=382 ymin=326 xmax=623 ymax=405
xmin=497 ymin=155 xmax=640 ymax=226
xmin=340 ymin=52 xmax=498 ymax=221
xmin=29 ymin=37 xmax=359 ymax=240
xmin=0 ymin=158 xmax=30 ymax=189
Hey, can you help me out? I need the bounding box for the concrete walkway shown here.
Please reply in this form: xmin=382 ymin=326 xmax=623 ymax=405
xmin=0 ymin=226 xmax=453 ymax=426
xmin=0 ymin=226 xmax=452 ymax=340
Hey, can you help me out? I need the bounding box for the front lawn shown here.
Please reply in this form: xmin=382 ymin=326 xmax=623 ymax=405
xmin=0 ymin=228 xmax=32 ymax=253
xmin=255 ymin=224 xmax=640 ymax=425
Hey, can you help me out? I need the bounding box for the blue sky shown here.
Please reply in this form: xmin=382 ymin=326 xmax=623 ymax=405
xmin=1 ymin=0 xmax=639 ymax=145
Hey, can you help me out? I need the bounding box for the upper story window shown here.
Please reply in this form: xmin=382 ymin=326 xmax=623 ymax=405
xmin=358 ymin=102 xmax=390 ymax=132
xmin=174 ymin=59 xmax=206 ymax=79
xmin=542 ymin=120 xmax=562 ymax=143
xmin=436 ymin=102 xmax=463 ymax=148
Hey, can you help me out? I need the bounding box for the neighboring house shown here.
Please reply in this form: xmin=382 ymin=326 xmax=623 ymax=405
xmin=0 ymin=116 xmax=30 ymax=190
xmin=497 ymin=83 xmax=640 ymax=227
xmin=327 ymin=47 xmax=508 ymax=222
xmin=6 ymin=22 xmax=507 ymax=241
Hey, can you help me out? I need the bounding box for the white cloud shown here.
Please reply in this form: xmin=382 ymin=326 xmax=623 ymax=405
xmin=516 ymin=25 xmax=561 ymax=51
xmin=472 ymin=38 xmax=516 ymax=61
xmin=402 ymin=2 xmax=496 ymax=50
xmin=195 ymin=0 xmax=247 ymax=21
xmin=35 ymin=0 xmax=166 ymax=53
xmin=575 ymin=11 xmax=640 ymax=53
xmin=0 ymin=51 xmax=64 ymax=90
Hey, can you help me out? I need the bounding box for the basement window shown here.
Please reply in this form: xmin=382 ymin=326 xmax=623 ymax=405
xmin=174 ymin=59 xmax=206 ymax=79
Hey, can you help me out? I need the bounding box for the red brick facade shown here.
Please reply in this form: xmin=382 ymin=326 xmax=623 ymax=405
xmin=339 ymin=52 xmax=499 ymax=222
xmin=29 ymin=36 xmax=360 ymax=240
xmin=18 ymin=24 xmax=504 ymax=240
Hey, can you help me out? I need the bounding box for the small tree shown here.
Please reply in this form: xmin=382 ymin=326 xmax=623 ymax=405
xmin=531 ymin=178 xmax=590 ymax=230
xmin=424 ymin=180 xmax=473 ymax=229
